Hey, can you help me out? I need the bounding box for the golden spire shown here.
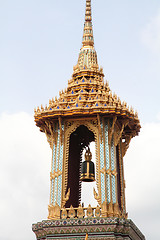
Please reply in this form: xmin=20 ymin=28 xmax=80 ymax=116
xmin=82 ymin=0 xmax=94 ymax=47
xmin=73 ymin=0 xmax=99 ymax=72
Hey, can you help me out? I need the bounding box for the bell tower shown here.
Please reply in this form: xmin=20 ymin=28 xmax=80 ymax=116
xmin=32 ymin=1 xmax=145 ymax=239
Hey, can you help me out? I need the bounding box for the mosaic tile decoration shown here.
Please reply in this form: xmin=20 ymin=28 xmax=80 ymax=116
xmin=53 ymin=128 xmax=60 ymax=205
xmin=57 ymin=175 xmax=62 ymax=205
xmin=104 ymin=121 xmax=109 ymax=169
xmin=100 ymin=120 xmax=105 ymax=203
xmin=56 ymin=123 xmax=64 ymax=205
xmin=51 ymin=122 xmax=64 ymax=206
xmin=104 ymin=119 xmax=110 ymax=203
xmin=33 ymin=217 xmax=126 ymax=229
xmin=52 ymin=144 xmax=56 ymax=172
xmin=59 ymin=141 xmax=63 ymax=172
xmin=32 ymin=218 xmax=145 ymax=240
xmin=111 ymin=137 xmax=116 ymax=204
xmin=106 ymin=174 xmax=110 ymax=203
xmin=101 ymin=173 xmax=105 ymax=203
xmin=111 ymin=137 xmax=115 ymax=171
xmin=100 ymin=121 xmax=104 ymax=170
xmin=55 ymin=129 xmax=60 ymax=172
xmin=51 ymin=179 xmax=54 ymax=204
xmin=51 ymin=123 xmax=57 ymax=204
xmin=53 ymin=177 xmax=57 ymax=205
xmin=111 ymin=175 xmax=116 ymax=203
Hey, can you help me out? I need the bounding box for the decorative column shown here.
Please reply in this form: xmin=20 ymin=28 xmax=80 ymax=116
xmin=48 ymin=121 xmax=64 ymax=219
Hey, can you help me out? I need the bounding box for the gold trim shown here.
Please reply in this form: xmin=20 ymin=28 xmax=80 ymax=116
xmin=49 ymin=143 xmax=54 ymax=205
xmin=115 ymin=120 xmax=129 ymax=147
xmin=108 ymin=119 xmax=112 ymax=202
xmin=87 ymin=204 xmax=93 ymax=217
xmin=97 ymin=114 xmax=102 ymax=143
xmin=62 ymin=118 xmax=100 ymax=207
xmin=108 ymin=116 xmax=117 ymax=145
xmin=85 ymin=233 xmax=88 ymax=240
xmin=58 ymin=116 xmax=63 ymax=145
xmin=97 ymin=118 xmax=102 ymax=205
xmin=68 ymin=205 xmax=75 ymax=219
xmin=80 ymin=174 xmax=95 ymax=181
xmin=50 ymin=170 xmax=62 ymax=180
xmin=122 ymin=135 xmax=132 ymax=157
xmin=77 ymin=204 xmax=85 ymax=218
xmin=62 ymin=188 xmax=70 ymax=208
xmin=48 ymin=202 xmax=61 ymax=220
xmin=102 ymin=117 xmax=107 ymax=201
xmin=61 ymin=208 xmax=67 ymax=219
xmin=93 ymin=188 xmax=101 ymax=203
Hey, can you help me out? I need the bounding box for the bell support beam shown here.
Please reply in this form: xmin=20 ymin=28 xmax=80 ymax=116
xmin=108 ymin=116 xmax=117 ymax=145
xmin=114 ymin=119 xmax=129 ymax=147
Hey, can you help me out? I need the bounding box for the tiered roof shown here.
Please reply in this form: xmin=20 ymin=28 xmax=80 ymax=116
xmin=34 ymin=0 xmax=140 ymax=137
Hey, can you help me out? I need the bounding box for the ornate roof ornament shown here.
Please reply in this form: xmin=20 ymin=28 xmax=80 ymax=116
xmin=83 ymin=0 xmax=94 ymax=47
xmin=34 ymin=0 xmax=141 ymax=139
xmin=73 ymin=0 xmax=100 ymax=73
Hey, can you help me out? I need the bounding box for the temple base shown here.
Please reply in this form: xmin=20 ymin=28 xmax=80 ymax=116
xmin=32 ymin=217 xmax=145 ymax=240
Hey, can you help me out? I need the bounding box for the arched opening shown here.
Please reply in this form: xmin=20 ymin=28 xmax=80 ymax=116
xmin=65 ymin=125 xmax=94 ymax=208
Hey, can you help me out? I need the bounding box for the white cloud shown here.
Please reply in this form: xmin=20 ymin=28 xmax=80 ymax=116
xmin=0 ymin=112 xmax=51 ymax=240
xmin=0 ymin=112 xmax=160 ymax=240
xmin=124 ymin=122 xmax=160 ymax=240
xmin=141 ymin=10 xmax=160 ymax=54
xmin=157 ymin=112 xmax=160 ymax=121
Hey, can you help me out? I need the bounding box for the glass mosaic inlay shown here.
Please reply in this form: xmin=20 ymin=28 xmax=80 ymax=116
xmin=100 ymin=120 xmax=105 ymax=202
xmin=59 ymin=144 xmax=63 ymax=172
xmin=56 ymin=123 xmax=64 ymax=205
xmin=53 ymin=177 xmax=57 ymax=205
xmin=55 ymin=129 xmax=60 ymax=172
xmin=101 ymin=173 xmax=105 ymax=203
xmin=51 ymin=179 xmax=54 ymax=204
xmin=51 ymin=123 xmax=64 ymax=206
xmin=100 ymin=141 xmax=104 ymax=170
xmin=104 ymin=119 xmax=111 ymax=203
xmin=112 ymin=176 xmax=116 ymax=203
xmin=106 ymin=174 xmax=111 ymax=202
xmin=57 ymin=175 xmax=62 ymax=205
xmin=104 ymin=120 xmax=109 ymax=169
xmin=52 ymin=143 xmax=56 ymax=172
xmin=111 ymin=137 xmax=115 ymax=171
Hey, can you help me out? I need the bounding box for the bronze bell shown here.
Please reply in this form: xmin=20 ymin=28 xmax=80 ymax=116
xmin=80 ymin=147 xmax=95 ymax=182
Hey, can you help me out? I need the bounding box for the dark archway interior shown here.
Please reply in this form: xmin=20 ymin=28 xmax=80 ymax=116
xmin=65 ymin=125 xmax=95 ymax=208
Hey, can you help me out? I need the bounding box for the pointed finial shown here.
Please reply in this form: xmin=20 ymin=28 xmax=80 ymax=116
xmin=74 ymin=0 xmax=99 ymax=71
xmin=41 ymin=104 xmax=44 ymax=111
xmin=82 ymin=0 xmax=94 ymax=47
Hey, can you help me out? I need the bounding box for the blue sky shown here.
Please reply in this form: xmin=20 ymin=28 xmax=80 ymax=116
xmin=0 ymin=0 xmax=160 ymax=239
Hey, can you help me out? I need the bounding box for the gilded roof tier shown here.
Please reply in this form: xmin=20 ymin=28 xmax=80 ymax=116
xmin=34 ymin=0 xmax=140 ymax=137
xmin=34 ymin=72 xmax=140 ymax=135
